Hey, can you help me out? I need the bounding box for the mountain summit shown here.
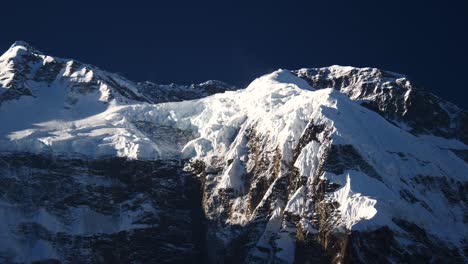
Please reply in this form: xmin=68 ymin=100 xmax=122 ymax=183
xmin=0 ymin=42 xmax=466 ymax=263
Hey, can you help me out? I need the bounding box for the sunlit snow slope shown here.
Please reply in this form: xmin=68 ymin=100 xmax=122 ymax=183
xmin=0 ymin=41 xmax=467 ymax=263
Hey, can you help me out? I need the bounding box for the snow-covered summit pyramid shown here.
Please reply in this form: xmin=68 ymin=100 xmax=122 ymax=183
xmin=0 ymin=41 xmax=148 ymax=106
xmin=0 ymin=42 xmax=466 ymax=263
xmin=0 ymin=40 xmax=236 ymax=114
xmin=0 ymin=41 xmax=236 ymax=143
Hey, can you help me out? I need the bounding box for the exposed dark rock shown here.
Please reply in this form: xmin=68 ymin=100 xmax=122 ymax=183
xmin=412 ymin=175 xmax=468 ymax=205
xmin=0 ymin=153 xmax=206 ymax=263
xmin=451 ymin=149 xmax=468 ymax=163
xmin=33 ymin=59 xmax=64 ymax=82
xmin=322 ymin=144 xmax=383 ymax=181
xmin=390 ymin=219 xmax=465 ymax=264
xmin=136 ymin=80 xmax=237 ymax=104
xmin=294 ymin=67 xmax=468 ymax=145
xmin=1 ymin=43 xmax=466 ymax=263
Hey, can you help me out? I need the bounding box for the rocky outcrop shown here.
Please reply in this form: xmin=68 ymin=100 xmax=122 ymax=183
xmin=295 ymin=67 xmax=468 ymax=145
xmin=137 ymin=80 xmax=237 ymax=103
xmin=188 ymin=117 xmax=466 ymax=263
xmin=0 ymin=153 xmax=205 ymax=263
xmin=0 ymin=42 xmax=466 ymax=263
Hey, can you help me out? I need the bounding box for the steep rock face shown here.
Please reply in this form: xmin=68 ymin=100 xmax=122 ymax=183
xmin=137 ymin=80 xmax=237 ymax=103
xmin=295 ymin=66 xmax=468 ymax=145
xmin=179 ymin=71 xmax=467 ymax=263
xmin=0 ymin=153 xmax=205 ymax=263
xmin=0 ymin=42 xmax=467 ymax=263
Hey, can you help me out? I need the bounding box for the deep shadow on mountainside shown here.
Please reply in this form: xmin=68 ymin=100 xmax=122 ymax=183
xmin=0 ymin=42 xmax=466 ymax=263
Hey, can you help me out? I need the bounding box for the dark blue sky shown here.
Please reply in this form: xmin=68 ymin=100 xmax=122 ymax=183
xmin=1 ymin=0 xmax=467 ymax=108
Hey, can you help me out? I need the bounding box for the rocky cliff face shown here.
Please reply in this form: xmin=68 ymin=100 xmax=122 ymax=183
xmin=0 ymin=42 xmax=466 ymax=263
xmin=0 ymin=153 xmax=204 ymax=263
xmin=294 ymin=67 xmax=468 ymax=145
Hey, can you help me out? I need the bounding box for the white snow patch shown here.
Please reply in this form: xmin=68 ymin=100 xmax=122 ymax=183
xmin=331 ymin=174 xmax=377 ymax=229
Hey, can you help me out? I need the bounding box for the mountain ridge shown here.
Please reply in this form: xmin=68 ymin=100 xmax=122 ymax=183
xmin=0 ymin=41 xmax=237 ymax=107
xmin=0 ymin=41 xmax=466 ymax=263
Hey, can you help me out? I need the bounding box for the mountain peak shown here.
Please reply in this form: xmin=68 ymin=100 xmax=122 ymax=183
xmin=12 ymin=40 xmax=42 ymax=53
xmin=10 ymin=40 xmax=30 ymax=48
xmin=0 ymin=45 xmax=466 ymax=263
xmin=0 ymin=41 xmax=43 ymax=61
xmin=246 ymin=69 xmax=315 ymax=93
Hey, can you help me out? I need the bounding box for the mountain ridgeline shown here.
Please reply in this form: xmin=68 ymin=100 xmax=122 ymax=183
xmin=0 ymin=41 xmax=466 ymax=263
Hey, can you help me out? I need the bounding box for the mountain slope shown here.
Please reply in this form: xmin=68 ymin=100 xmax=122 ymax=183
xmin=0 ymin=42 xmax=466 ymax=263
xmin=295 ymin=66 xmax=468 ymax=146
xmin=0 ymin=41 xmax=236 ymax=133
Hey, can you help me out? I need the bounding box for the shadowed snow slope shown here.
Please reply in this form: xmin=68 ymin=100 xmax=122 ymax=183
xmin=0 ymin=42 xmax=467 ymax=263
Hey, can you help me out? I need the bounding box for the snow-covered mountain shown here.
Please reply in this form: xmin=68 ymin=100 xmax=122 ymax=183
xmin=0 ymin=41 xmax=466 ymax=263
xmin=0 ymin=41 xmax=235 ymax=131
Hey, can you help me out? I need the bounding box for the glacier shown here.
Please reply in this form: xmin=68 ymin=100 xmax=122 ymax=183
xmin=0 ymin=41 xmax=467 ymax=263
